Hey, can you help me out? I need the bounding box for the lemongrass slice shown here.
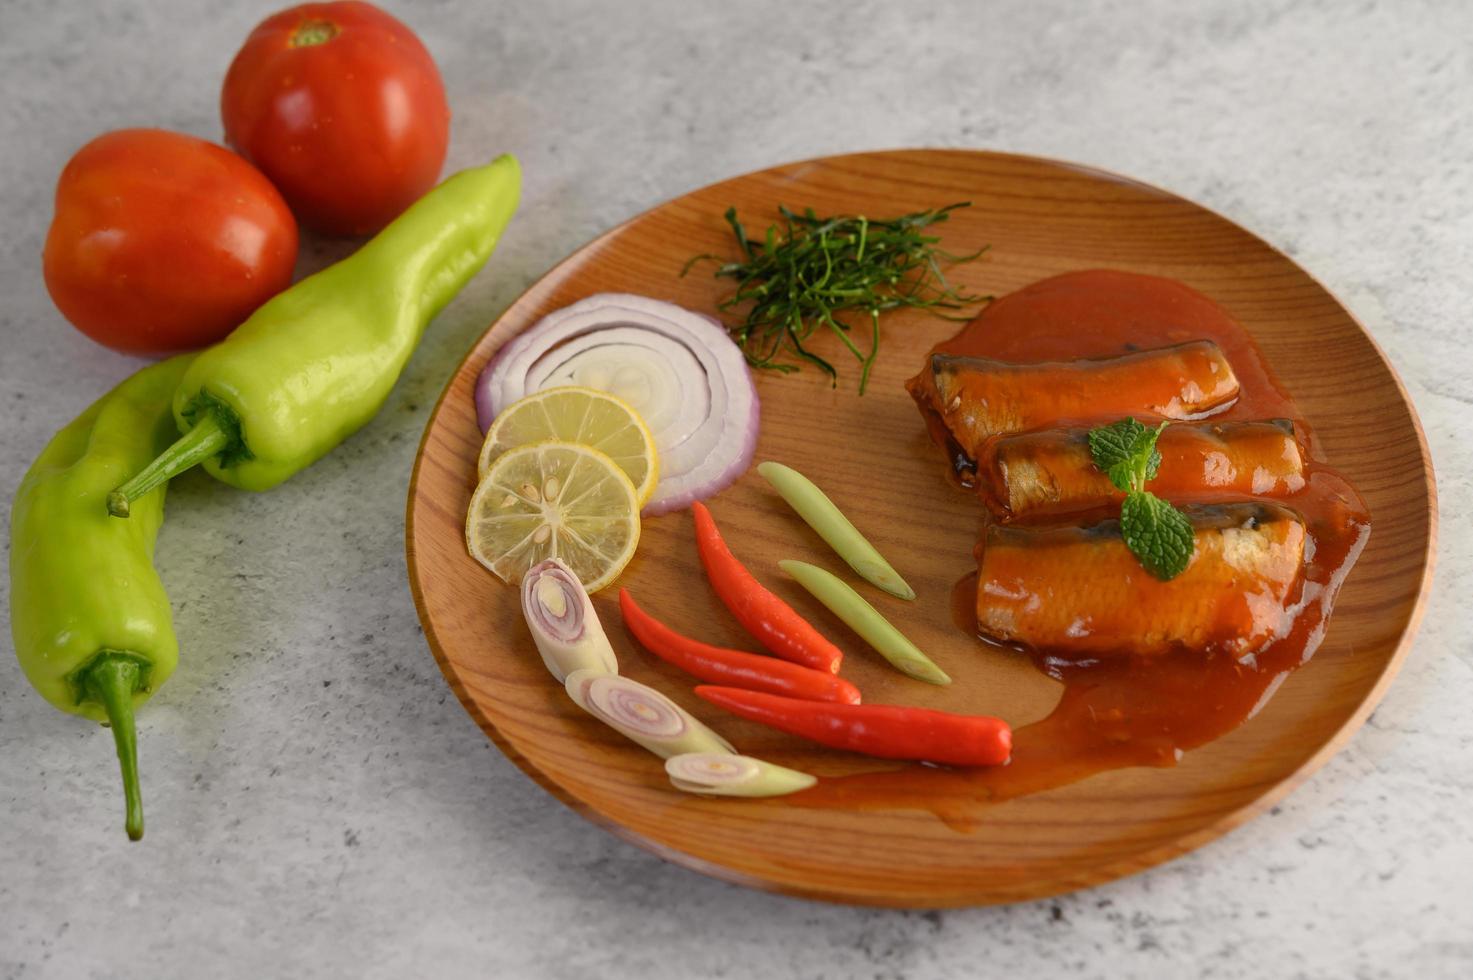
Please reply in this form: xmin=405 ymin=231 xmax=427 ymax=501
xmin=521 ymin=558 xmax=618 ymax=681
xmin=666 ymin=752 xmax=816 ymax=798
xmin=564 ymin=670 xmax=734 ymax=758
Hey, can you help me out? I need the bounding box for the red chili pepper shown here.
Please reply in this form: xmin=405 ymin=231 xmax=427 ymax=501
xmin=690 ymin=501 xmax=843 ymax=674
xmin=694 ymin=686 xmax=1012 ymax=767
xmin=620 ymin=589 xmax=861 ymax=705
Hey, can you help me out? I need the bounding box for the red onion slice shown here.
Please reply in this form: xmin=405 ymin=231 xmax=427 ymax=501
xmin=520 ymin=558 xmax=618 ymax=682
xmin=476 ymin=294 xmax=760 ymax=515
xmin=564 ymin=670 xmax=735 ymax=758
xmin=522 ymin=327 xmax=708 ymax=449
xmin=666 ymin=752 xmax=817 ymax=798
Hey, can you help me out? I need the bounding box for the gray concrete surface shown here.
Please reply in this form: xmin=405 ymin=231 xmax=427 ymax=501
xmin=2 ymin=0 xmax=1470 ymax=977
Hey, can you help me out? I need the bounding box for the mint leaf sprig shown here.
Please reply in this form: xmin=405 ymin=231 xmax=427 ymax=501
xmin=1088 ymin=418 xmax=1195 ymax=580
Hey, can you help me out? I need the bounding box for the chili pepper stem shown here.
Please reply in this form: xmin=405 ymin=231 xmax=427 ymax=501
xmin=80 ymin=654 xmax=145 ymax=841
xmin=108 ymin=413 xmax=231 ymax=517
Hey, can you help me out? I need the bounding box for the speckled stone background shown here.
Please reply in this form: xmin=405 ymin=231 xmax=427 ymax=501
xmin=2 ymin=0 xmax=1469 ymax=977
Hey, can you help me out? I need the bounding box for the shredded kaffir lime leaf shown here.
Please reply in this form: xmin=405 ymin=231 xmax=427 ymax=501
xmin=684 ymin=204 xmax=989 ymax=394
xmin=1089 ymin=417 xmax=1195 ymax=580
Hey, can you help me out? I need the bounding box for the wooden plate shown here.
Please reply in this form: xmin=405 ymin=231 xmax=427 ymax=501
xmin=406 ymin=149 xmax=1436 ymax=907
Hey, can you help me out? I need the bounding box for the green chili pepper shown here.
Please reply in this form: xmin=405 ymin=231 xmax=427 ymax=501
xmin=10 ymin=355 xmax=194 ymax=840
xmin=779 ymin=559 xmax=950 ymax=686
xmin=108 ymin=154 xmax=522 ymax=515
xmin=757 ymin=461 xmax=915 ymax=600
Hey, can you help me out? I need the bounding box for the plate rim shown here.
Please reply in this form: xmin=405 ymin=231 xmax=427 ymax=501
xmin=405 ymin=146 xmax=1439 ymax=907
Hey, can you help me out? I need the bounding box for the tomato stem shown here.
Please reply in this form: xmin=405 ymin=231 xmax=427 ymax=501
xmin=290 ymin=19 xmax=339 ymax=47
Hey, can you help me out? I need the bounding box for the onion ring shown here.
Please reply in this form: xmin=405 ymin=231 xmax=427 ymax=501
xmin=477 ymin=294 xmax=759 ymax=515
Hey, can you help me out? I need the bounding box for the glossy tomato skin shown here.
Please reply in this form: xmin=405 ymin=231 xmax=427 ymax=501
xmin=43 ymin=129 xmax=299 ymax=356
xmin=221 ymin=1 xmax=451 ymax=237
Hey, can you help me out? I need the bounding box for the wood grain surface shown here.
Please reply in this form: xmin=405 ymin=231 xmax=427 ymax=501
xmin=405 ymin=150 xmax=1436 ymax=907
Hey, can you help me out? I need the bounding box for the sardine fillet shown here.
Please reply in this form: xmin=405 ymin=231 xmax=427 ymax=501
xmin=914 ymin=340 xmax=1240 ymax=459
xmin=982 ymin=419 xmax=1305 ymax=518
xmin=977 ymin=504 xmax=1305 ymax=658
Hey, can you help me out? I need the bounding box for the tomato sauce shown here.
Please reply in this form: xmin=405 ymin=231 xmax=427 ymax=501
xmin=793 ymin=270 xmax=1370 ymax=828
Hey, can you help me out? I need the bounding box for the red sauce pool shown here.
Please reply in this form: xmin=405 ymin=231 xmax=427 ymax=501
xmin=792 ymin=269 xmax=1370 ymax=829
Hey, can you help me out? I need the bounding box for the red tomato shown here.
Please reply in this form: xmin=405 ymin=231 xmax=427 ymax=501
xmin=220 ymin=1 xmax=451 ymax=237
xmin=43 ymin=129 xmax=299 ymax=356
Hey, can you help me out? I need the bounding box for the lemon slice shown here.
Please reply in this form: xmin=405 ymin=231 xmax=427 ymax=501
xmin=479 ymin=386 xmax=659 ymax=507
xmin=467 ymin=441 xmax=640 ymax=592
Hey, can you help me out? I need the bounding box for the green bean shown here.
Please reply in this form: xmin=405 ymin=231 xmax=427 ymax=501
xmin=758 ymin=461 xmax=915 ymax=600
xmin=779 ymin=560 xmax=950 ymax=685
